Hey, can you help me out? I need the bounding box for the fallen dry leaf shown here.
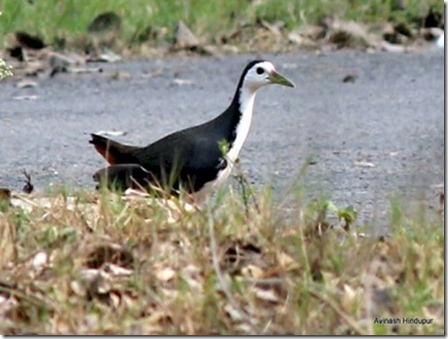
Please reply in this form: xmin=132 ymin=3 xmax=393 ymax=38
xmin=241 ymin=264 xmax=264 ymax=279
xmin=48 ymin=51 xmax=76 ymax=69
xmin=174 ymin=21 xmax=200 ymax=49
xmin=325 ymin=18 xmax=381 ymax=49
xmin=277 ymin=252 xmax=298 ymax=271
xmin=354 ymin=161 xmax=375 ymax=168
xmin=155 ymin=266 xmax=176 ymax=282
xmin=12 ymin=95 xmax=39 ymax=101
xmin=172 ymin=78 xmax=194 ymax=86
xmin=252 ymin=286 xmax=280 ymax=303
xmin=16 ymin=79 xmax=37 ymax=88
xmin=102 ymin=263 xmax=134 ymax=277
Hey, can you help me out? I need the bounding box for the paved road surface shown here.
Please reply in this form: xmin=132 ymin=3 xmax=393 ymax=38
xmin=0 ymin=50 xmax=444 ymax=229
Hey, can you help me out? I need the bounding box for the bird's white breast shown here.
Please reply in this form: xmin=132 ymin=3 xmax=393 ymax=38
xmin=193 ymin=87 xmax=256 ymax=203
xmin=227 ymin=86 xmax=256 ymax=163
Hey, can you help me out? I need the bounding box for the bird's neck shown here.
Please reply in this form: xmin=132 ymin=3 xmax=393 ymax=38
xmin=220 ymin=84 xmax=257 ymax=164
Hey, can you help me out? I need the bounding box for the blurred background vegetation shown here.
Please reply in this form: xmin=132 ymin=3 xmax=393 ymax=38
xmin=0 ymin=0 xmax=443 ymax=50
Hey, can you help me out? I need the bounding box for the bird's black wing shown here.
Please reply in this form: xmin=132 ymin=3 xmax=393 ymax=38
xmin=131 ymin=128 xmax=227 ymax=192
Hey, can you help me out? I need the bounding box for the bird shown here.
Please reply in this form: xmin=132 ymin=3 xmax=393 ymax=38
xmin=90 ymin=60 xmax=295 ymax=202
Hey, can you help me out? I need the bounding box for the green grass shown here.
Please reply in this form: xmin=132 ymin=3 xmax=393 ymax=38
xmin=0 ymin=0 xmax=443 ymax=51
xmin=0 ymin=183 xmax=443 ymax=335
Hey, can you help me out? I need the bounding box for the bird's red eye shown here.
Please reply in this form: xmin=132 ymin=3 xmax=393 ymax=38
xmin=256 ymin=67 xmax=264 ymax=74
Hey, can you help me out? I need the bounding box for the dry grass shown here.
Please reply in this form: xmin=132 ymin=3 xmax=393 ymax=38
xmin=0 ymin=182 xmax=443 ymax=335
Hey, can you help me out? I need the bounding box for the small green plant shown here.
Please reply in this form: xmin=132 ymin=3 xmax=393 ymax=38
xmin=0 ymin=59 xmax=13 ymax=81
xmin=326 ymin=200 xmax=358 ymax=230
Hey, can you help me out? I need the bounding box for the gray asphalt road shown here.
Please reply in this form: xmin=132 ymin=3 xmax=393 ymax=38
xmin=0 ymin=50 xmax=444 ymax=228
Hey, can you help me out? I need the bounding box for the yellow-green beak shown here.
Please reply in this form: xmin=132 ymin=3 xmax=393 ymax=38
xmin=268 ymin=70 xmax=295 ymax=87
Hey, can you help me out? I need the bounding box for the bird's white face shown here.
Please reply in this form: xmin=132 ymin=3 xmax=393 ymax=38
xmin=243 ymin=61 xmax=295 ymax=92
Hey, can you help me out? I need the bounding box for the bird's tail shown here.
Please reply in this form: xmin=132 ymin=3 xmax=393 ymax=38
xmin=89 ymin=133 xmax=140 ymax=165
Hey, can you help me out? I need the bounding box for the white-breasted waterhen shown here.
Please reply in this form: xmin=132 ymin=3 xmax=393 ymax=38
xmin=90 ymin=60 xmax=295 ymax=202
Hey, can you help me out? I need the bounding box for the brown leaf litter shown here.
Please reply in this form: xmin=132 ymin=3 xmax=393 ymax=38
xmin=0 ymin=179 xmax=444 ymax=334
